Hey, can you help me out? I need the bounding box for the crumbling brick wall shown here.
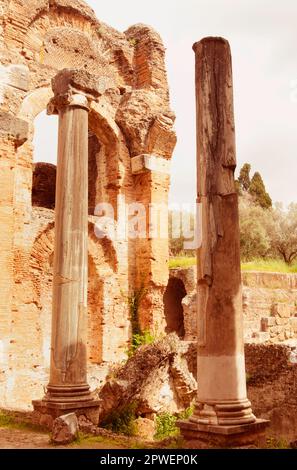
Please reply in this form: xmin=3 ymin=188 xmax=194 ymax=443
xmin=0 ymin=0 xmax=176 ymax=409
xmin=168 ymin=267 xmax=297 ymax=345
xmin=245 ymin=343 xmax=297 ymax=444
xmin=242 ymin=272 xmax=297 ymax=343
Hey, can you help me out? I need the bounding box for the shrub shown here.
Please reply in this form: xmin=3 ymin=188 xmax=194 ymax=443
xmin=154 ymin=406 xmax=194 ymax=440
xmin=128 ymin=330 xmax=155 ymax=357
xmin=128 ymin=286 xmax=146 ymax=336
xmin=154 ymin=412 xmax=179 ymax=440
xmin=101 ymin=402 xmax=138 ymax=437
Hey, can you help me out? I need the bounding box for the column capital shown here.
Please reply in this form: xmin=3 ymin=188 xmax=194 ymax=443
xmin=47 ymin=68 xmax=108 ymax=115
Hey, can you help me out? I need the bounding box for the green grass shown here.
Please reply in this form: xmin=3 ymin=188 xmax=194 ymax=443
xmin=0 ymin=411 xmax=47 ymax=433
xmin=154 ymin=406 xmax=194 ymax=441
xmin=170 ymin=256 xmax=297 ymax=273
xmin=169 ymin=257 xmax=196 ymax=269
xmin=241 ymin=259 xmax=297 ymax=273
xmin=100 ymin=402 xmax=138 ymax=437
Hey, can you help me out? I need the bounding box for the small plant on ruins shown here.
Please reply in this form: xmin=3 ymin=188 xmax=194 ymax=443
xmin=154 ymin=412 xmax=179 ymax=440
xmin=154 ymin=406 xmax=195 ymax=441
xmin=177 ymin=405 xmax=195 ymax=420
xmin=128 ymin=330 xmax=155 ymax=357
xmin=128 ymin=285 xmax=147 ymax=335
xmin=0 ymin=411 xmax=14 ymax=427
xmin=126 ymin=285 xmax=156 ymax=356
xmin=101 ymin=402 xmax=138 ymax=437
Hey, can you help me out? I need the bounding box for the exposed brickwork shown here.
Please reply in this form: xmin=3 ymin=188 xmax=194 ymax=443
xmin=245 ymin=343 xmax=297 ymax=443
xmin=169 ymin=267 xmax=297 ymax=346
xmin=242 ymin=272 xmax=297 ymax=344
xmin=0 ymin=0 xmax=176 ymax=410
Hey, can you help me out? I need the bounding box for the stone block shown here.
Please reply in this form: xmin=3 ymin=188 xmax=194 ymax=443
xmin=251 ymin=331 xmax=270 ymax=343
xmin=177 ymin=419 xmax=269 ymax=449
xmin=0 ymin=64 xmax=29 ymax=92
xmin=272 ymin=303 xmax=291 ymax=318
xmin=285 ymin=329 xmax=293 ymax=340
xmin=289 ymin=317 xmax=297 ymax=333
xmin=278 ymin=332 xmax=285 ymax=342
xmin=134 ymin=417 xmax=156 ymax=441
xmin=0 ymin=112 xmax=28 ymax=145
xmin=131 ymin=154 xmax=171 ymax=175
xmin=32 ymin=399 xmax=100 ymax=428
xmin=261 ymin=317 xmax=269 ymax=332
xmin=51 ymin=412 xmax=79 ymax=445
xmin=275 ymin=317 xmax=289 ymax=326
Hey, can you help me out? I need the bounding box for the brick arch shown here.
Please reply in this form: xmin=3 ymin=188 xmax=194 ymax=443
xmin=18 ymin=87 xmax=53 ymax=126
xmin=5 ymin=0 xmax=133 ymax=87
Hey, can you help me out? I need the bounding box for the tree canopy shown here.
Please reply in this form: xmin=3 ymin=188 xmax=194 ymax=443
xmin=249 ymin=172 xmax=272 ymax=209
xmin=236 ymin=164 xmax=272 ymax=209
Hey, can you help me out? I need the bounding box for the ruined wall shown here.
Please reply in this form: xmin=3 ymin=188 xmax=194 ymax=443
xmin=168 ymin=267 xmax=297 ymax=346
xmin=245 ymin=343 xmax=297 ymax=444
xmin=0 ymin=0 xmax=176 ymax=409
xmin=242 ymin=272 xmax=297 ymax=344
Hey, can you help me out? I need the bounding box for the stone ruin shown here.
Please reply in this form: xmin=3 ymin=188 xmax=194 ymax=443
xmin=0 ymin=0 xmax=176 ymax=409
xmin=2 ymin=0 xmax=297 ymax=449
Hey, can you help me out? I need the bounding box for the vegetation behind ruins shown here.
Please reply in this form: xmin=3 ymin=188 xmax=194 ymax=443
xmin=170 ymin=163 xmax=297 ymax=271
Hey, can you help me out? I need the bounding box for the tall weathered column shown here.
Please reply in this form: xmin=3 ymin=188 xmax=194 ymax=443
xmin=33 ymin=70 xmax=102 ymax=424
xmin=178 ymin=38 xmax=268 ymax=447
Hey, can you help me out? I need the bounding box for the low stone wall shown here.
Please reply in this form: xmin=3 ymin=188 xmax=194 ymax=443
xmin=242 ymin=272 xmax=297 ymax=344
xmin=245 ymin=343 xmax=297 ymax=444
xmin=168 ymin=267 xmax=297 ymax=345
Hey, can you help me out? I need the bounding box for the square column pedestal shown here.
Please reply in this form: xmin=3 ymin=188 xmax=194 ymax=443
xmin=32 ymin=399 xmax=100 ymax=430
xmin=177 ymin=419 xmax=269 ymax=449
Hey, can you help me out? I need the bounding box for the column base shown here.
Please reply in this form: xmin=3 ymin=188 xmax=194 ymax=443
xmin=193 ymin=398 xmax=257 ymax=426
xmin=43 ymin=383 xmax=94 ymax=403
xmin=32 ymin=395 xmax=100 ymax=430
xmin=177 ymin=418 xmax=269 ymax=448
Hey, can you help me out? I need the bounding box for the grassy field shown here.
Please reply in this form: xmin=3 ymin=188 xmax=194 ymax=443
xmin=241 ymin=259 xmax=297 ymax=273
xmin=169 ymin=257 xmax=297 ymax=273
xmin=169 ymin=257 xmax=196 ymax=269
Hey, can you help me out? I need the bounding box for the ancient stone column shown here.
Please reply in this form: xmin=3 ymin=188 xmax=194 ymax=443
xmin=33 ymin=69 xmax=102 ymax=422
xmin=178 ymin=38 xmax=268 ymax=446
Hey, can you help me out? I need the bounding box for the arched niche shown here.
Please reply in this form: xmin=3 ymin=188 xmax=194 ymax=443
xmin=163 ymin=277 xmax=186 ymax=338
xmin=18 ymin=87 xmax=132 ymax=217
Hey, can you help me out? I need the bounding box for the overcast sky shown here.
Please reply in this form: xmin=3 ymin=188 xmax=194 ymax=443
xmin=34 ymin=0 xmax=297 ymax=206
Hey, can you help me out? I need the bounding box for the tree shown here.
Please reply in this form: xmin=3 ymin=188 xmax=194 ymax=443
xmin=268 ymin=203 xmax=297 ymax=264
xmin=237 ymin=163 xmax=251 ymax=192
xmin=249 ymin=172 xmax=272 ymax=209
xmin=169 ymin=210 xmax=196 ymax=257
xmin=239 ymin=195 xmax=272 ymax=260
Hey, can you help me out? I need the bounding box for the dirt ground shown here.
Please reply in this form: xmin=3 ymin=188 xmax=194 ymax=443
xmin=0 ymin=427 xmax=127 ymax=449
